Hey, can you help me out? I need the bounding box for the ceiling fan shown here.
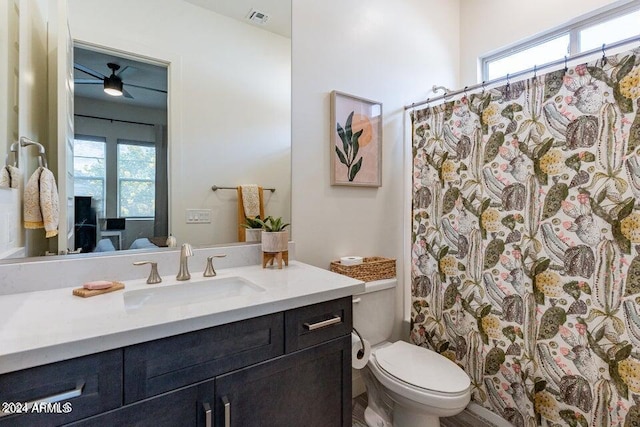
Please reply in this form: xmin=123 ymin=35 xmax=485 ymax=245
xmin=74 ymin=62 xmax=167 ymax=99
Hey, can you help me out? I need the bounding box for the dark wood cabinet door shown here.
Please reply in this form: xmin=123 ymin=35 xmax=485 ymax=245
xmin=0 ymin=350 xmax=122 ymax=427
xmin=215 ymin=335 xmax=351 ymax=427
xmin=65 ymin=379 xmax=216 ymax=427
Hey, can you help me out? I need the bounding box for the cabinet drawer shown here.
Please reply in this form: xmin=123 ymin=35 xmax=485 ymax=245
xmin=124 ymin=313 xmax=283 ymax=403
xmin=0 ymin=350 xmax=122 ymax=427
xmin=284 ymin=297 xmax=352 ymax=353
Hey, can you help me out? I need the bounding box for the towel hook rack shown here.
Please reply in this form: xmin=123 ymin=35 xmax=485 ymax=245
xmin=212 ymin=185 xmax=276 ymax=193
xmin=19 ymin=136 xmax=48 ymax=168
xmin=5 ymin=141 xmax=19 ymax=167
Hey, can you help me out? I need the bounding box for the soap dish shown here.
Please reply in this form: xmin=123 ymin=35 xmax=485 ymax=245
xmin=72 ymin=281 xmax=125 ymax=298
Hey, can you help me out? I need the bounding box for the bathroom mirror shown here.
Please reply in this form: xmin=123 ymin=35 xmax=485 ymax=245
xmin=1 ymin=0 xmax=291 ymax=259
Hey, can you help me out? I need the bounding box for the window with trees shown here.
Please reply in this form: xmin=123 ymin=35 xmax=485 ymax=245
xmin=73 ymin=136 xmax=106 ymax=216
xmin=117 ymin=140 xmax=156 ymax=218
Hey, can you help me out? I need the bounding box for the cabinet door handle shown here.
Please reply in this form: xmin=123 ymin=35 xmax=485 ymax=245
xmin=303 ymin=315 xmax=342 ymax=331
xmin=203 ymin=402 xmax=212 ymax=427
xmin=0 ymin=380 xmax=85 ymax=418
xmin=222 ymin=396 xmax=231 ymax=427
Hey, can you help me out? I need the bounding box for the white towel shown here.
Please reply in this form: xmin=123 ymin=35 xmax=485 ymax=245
xmin=24 ymin=167 xmax=59 ymax=238
xmin=240 ymin=185 xmax=260 ymax=218
xmin=0 ymin=165 xmax=21 ymax=189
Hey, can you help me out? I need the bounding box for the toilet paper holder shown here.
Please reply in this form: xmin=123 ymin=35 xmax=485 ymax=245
xmin=352 ymin=327 xmax=366 ymax=359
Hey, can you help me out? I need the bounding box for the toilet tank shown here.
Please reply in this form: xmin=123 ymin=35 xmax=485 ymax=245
xmin=352 ymin=278 xmax=397 ymax=346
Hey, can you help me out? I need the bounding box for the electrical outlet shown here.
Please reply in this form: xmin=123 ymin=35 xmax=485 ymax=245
xmin=186 ymin=209 xmax=212 ymax=224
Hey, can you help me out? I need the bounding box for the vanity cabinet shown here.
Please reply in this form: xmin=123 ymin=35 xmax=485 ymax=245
xmin=0 ymin=296 xmax=352 ymax=427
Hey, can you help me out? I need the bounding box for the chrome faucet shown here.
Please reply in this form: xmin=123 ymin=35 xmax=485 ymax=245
xmin=133 ymin=261 xmax=162 ymax=284
xmin=176 ymin=243 xmax=193 ymax=281
xmin=203 ymin=254 xmax=227 ymax=277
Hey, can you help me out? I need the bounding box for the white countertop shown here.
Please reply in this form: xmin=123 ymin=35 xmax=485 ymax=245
xmin=0 ymin=261 xmax=364 ymax=374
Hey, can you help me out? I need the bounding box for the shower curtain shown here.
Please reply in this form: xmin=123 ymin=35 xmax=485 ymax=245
xmin=410 ymin=46 xmax=640 ymax=426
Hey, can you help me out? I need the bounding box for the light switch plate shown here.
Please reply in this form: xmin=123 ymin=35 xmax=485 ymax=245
xmin=186 ymin=209 xmax=212 ymax=224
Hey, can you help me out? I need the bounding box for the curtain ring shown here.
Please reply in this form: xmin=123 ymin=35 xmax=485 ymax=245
xmin=463 ymin=86 xmax=469 ymax=99
xmin=564 ymin=55 xmax=568 ymax=73
xmin=443 ymin=92 xmax=449 ymax=101
xmin=601 ymin=43 xmax=607 ymax=66
xmin=481 ymin=81 xmax=486 ymax=95
xmin=505 ymin=73 xmax=511 ymax=97
xmin=533 ymin=65 xmax=537 ymax=79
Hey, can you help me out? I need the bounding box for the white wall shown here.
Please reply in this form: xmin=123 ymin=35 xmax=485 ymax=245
xmin=459 ymin=0 xmax=627 ymax=84
xmin=68 ymin=0 xmax=291 ymax=248
xmin=0 ymin=189 xmax=22 ymax=258
xmin=291 ymin=0 xmax=460 ymax=340
xmin=19 ymin=0 xmax=49 ymax=256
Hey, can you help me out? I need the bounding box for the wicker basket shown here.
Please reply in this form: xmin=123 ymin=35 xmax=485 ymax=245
xmin=329 ymin=257 xmax=396 ymax=282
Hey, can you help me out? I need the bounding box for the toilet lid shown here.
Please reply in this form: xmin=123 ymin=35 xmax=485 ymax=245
xmin=374 ymin=341 xmax=470 ymax=394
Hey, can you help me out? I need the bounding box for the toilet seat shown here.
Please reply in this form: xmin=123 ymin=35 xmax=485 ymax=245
xmin=374 ymin=341 xmax=470 ymax=395
xmin=368 ymin=341 xmax=471 ymax=411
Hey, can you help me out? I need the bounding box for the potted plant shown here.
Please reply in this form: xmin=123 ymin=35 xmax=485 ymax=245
xmin=241 ymin=216 xmax=264 ymax=242
xmin=255 ymin=216 xmax=289 ymax=253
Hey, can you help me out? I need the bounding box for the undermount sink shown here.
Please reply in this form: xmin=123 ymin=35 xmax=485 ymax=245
xmin=124 ymin=276 xmax=265 ymax=312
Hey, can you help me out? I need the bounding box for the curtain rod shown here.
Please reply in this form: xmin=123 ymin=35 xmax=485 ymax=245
xmin=404 ymin=34 xmax=640 ymax=111
xmin=74 ymin=114 xmax=156 ymax=127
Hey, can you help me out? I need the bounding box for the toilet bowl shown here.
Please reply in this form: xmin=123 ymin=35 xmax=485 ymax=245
xmin=364 ymin=341 xmax=470 ymax=427
xmin=352 ymin=279 xmax=471 ymax=427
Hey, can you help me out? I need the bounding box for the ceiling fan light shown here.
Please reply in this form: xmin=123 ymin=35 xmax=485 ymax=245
xmin=103 ymin=75 xmax=123 ymax=96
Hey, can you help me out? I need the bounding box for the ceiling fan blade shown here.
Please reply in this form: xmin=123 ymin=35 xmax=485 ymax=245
xmin=73 ymin=63 xmax=105 ymax=79
xmin=125 ymin=82 xmax=167 ymax=94
xmin=116 ymin=65 xmax=134 ymax=77
xmin=75 ymin=79 xmax=103 ymax=84
xmin=122 ymin=88 xmax=135 ymax=99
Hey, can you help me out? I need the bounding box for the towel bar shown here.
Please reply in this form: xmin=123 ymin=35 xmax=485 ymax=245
xmin=212 ymin=185 xmax=275 ymax=193
xmin=20 ymin=136 xmax=48 ymax=168
xmin=5 ymin=141 xmax=19 ymax=167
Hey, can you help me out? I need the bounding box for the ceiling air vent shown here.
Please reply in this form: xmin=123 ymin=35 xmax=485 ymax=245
xmin=246 ymin=9 xmax=270 ymax=25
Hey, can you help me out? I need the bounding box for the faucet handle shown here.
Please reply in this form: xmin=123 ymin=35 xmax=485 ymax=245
xmin=133 ymin=261 xmax=162 ymax=284
xmin=204 ymin=254 xmax=227 ymax=277
xmin=182 ymin=243 xmax=193 ymax=256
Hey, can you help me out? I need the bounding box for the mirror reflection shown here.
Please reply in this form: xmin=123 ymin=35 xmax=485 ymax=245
xmin=73 ymin=47 xmax=169 ymax=253
xmin=0 ymin=0 xmax=291 ymax=260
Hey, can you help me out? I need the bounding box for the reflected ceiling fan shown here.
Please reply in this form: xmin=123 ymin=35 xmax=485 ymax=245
xmin=74 ymin=62 xmax=167 ymax=99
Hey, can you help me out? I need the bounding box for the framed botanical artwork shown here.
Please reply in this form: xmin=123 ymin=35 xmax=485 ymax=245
xmin=330 ymin=91 xmax=382 ymax=187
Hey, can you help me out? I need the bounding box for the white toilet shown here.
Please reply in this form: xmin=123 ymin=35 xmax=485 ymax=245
xmin=353 ymin=279 xmax=471 ymax=427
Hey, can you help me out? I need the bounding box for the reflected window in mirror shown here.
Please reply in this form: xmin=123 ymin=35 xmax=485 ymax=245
xmin=117 ymin=140 xmax=156 ymax=218
xmin=73 ymin=135 xmax=106 ymax=216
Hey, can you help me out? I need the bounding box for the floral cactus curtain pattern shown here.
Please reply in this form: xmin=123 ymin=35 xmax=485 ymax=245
xmin=411 ymin=47 xmax=640 ymax=426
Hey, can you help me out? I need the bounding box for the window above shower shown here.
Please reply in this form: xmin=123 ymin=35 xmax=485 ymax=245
xmin=481 ymin=2 xmax=640 ymax=81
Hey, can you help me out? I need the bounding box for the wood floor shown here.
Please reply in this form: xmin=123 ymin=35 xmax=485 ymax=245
xmin=352 ymin=393 xmax=498 ymax=427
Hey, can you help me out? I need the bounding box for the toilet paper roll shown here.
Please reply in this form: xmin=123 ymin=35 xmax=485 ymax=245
xmin=341 ymin=256 xmax=363 ymax=266
xmin=351 ymin=332 xmax=371 ymax=369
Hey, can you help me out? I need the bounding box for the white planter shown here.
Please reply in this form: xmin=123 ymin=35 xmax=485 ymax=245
xmin=245 ymin=228 xmax=262 ymax=243
xmin=261 ymin=231 xmax=288 ymax=252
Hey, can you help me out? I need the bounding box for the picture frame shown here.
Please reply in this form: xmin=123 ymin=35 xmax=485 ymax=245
xmin=330 ymin=91 xmax=382 ymax=187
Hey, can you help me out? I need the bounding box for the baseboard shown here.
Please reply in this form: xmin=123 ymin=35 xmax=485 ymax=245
xmin=466 ymin=402 xmax=512 ymax=427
